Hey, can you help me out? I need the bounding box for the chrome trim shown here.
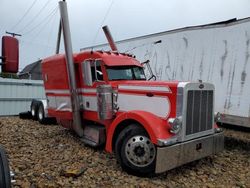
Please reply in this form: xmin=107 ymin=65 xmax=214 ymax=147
xmin=41 ymin=99 xmax=48 ymax=117
xmin=168 ymin=117 xmax=182 ymax=134
xmin=45 ymin=89 xmax=70 ymax=94
xmin=119 ymin=85 xmax=171 ymax=92
xmin=125 ymin=135 xmax=156 ymax=167
xmin=157 ymin=137 xmax=178 ymax=146
xmin=179 ymin=82 xmax=215 ymax=141
xmin=176 ymin=84 xmax=185 ymax=118
xmin=176 ymin=83 xmax=186 ymax=141
xmin=77 ymin=88 xmax=97 ymax=93
xmin=59 ymin=1 xmax=83 ymax=137
xmin=155 ymin=132 xmax=224 ymax=173
xmin=82 ymin=60 xmax=93 ymax=86
xmin=97 ymin=85 xmax=113 ymax=120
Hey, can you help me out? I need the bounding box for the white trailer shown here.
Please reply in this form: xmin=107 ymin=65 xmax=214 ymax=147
xmin=0 ymin=78 xmax=45 ymax=116
xmin=0 ymin=77 xmax=53 ymax=124
xmin=82 ymin=18 xmax=250 ymax=128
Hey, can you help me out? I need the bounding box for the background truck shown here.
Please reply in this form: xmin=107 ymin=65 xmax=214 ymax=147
xmin=39 ymin=1 xmax=224 ymax=176
xmin=83 ymin=17 xmax=250 ymax=129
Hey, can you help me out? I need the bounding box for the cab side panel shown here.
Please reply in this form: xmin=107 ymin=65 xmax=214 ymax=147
xmin=41 ymin=55 xmax=72 ymax=126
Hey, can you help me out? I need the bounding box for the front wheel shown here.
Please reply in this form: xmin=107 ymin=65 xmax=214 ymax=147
xmin=115 ymin=124 xmax=156 ymax=176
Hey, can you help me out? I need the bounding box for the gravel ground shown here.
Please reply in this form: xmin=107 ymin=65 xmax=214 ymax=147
xmin=0 ymin=117 xmax=249 ymax=188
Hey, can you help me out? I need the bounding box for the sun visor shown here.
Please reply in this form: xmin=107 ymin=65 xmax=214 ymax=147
xmin=1 ymin=36 xmax=19 ymax=73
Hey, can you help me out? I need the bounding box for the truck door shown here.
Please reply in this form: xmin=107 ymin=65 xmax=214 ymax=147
xmin=79 ymin=59 xmax=105 ymax=120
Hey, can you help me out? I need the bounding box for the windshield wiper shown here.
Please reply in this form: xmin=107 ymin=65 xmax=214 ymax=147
xmin=135 ymin=78 xmax=147 ymax=80
xmin=110 ymin=78 xmax=146 ymax=81
xmin=110 ymin=78 xmax=130 ymax=80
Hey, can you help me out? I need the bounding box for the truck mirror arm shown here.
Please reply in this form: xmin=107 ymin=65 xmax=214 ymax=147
xmin=148 ymin=75 xmax=156 ymax=81
xmin=141 ymin=60 xmax=156 ymax=81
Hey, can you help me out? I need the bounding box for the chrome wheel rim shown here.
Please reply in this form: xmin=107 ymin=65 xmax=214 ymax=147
xmin=125 ymin=135 xmax=155 ymax=167
xmin=31 ymin=106 xmax=35 ymax=116
xmin=38 ymin=108 xmax=43 ymax=120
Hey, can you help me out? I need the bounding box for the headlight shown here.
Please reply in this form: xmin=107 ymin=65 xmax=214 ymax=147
xmin=168 ymin=117 xmax=182 ymax=134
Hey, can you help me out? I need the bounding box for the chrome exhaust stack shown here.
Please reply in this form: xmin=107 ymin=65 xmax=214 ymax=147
xmin=59 ymin=1 xmax=84 ymax=137
xmin=102 ymin=25 xmax=118 ymax=51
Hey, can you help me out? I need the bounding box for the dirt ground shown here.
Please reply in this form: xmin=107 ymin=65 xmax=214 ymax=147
xmin=0 ymin=117 xmax=249 ymax=188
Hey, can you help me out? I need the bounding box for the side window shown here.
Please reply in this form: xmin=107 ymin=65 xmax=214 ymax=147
xmin=91 ymin=60 xmax=103 ymax=82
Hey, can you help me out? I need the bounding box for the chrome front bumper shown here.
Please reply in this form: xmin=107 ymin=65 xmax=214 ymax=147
xmin=155 ymin=132 xmax=224 ymax=173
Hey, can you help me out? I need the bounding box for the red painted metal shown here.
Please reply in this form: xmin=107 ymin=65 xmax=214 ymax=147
xmin=74 ymin=51 xmax=142 ymax=67
xmin=1 ymin=36 xmax=19 ymax=73
xmin=105 ymin=110 xmax=174 ymax=152
xmin=42 ymin=55 xmax=70 ymax=90
xmin=42 ymin=50 xmax=179 ymax=152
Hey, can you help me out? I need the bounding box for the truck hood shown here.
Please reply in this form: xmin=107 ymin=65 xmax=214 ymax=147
xmin=110 ymin=80 xmax=179 ymax=93
xmin=110 ymin=80 xmax=179 ymax=119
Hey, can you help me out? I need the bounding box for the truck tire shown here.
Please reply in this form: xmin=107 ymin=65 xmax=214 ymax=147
xmin=37 ymin=103 xmax=47 ymax=124
xmin=115 ymin=124 xmax=156 ymax=176
xmin=0 ymin=146 xmax=11 ymax=188
xmin=31 ymin=101 xmax=38 ymax=120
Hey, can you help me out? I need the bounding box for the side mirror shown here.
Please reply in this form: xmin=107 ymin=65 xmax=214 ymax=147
xmin=82 ymin=60 xmax=93 ymax=86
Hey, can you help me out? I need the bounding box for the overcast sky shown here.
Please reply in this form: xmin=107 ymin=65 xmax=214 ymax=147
xmin=0 ymin=0 xmax=250 ymax=71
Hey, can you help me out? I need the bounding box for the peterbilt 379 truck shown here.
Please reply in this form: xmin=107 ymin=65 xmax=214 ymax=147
xmin=40 ymin=1 xmax=224 ymax=176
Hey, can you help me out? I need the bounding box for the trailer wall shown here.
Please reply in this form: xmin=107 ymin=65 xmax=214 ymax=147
xmin=82 ymin=18 xmax=250 ymax=127
xmin=0 ymin=78 xmax=45 ymax=116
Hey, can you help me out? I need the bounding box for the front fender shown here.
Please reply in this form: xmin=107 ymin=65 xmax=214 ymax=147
xmin=105 ymin=110 xmax=172 ymax=152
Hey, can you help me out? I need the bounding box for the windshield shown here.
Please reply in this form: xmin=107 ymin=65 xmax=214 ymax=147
xmin=107 ymin=66 xmax=146 ymax=80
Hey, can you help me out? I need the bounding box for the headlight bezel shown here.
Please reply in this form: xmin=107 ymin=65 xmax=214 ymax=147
xmin=168 ymin=117 xmax=182 ymax=134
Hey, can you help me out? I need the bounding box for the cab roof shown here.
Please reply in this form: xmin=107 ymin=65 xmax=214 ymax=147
xmin=74 ymin=51 xmax=143 ymax=67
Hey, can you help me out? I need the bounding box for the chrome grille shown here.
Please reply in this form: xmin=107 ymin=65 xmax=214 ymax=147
xmin=186 ymin=90 xmax=213 ymax=135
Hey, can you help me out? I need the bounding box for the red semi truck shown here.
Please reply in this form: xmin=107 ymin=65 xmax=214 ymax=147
xmin=40 ymin=1 xmax=224 ymax=176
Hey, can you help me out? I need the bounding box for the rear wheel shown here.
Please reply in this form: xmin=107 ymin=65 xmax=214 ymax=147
xmin=38 ymin=103 xmax=47 ymax=124
xmin=30 ymin=101 xmax=38 ymax=120
xmin=115 ymin=124 xmax=156 ymax=176
xmin=0 ymin=146 xmax=11 ymax=188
